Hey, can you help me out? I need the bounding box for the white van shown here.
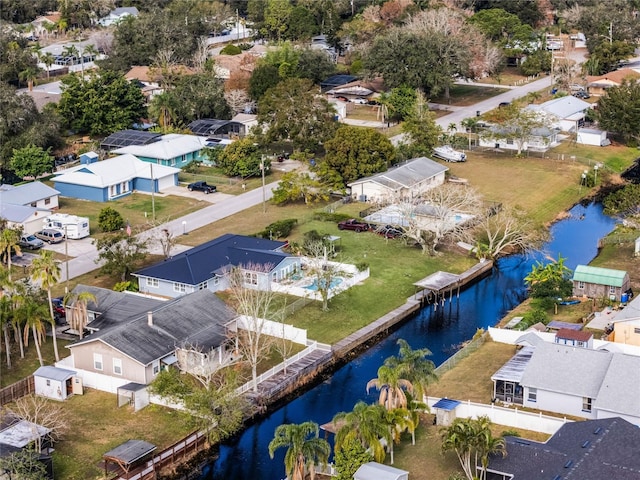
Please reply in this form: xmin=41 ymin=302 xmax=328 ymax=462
xmin=43 ymin=213 xmax=90 ymax=239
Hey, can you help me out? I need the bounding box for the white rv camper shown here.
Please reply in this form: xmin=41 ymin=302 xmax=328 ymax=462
xmin=43 ymin=214 xmax=90 ymax=239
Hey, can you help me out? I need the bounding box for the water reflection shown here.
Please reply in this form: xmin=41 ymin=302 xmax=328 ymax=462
xmin=206 ymin=202 xmax=617 ymax=480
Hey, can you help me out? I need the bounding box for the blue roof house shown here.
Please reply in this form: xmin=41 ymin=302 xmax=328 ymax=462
xmin=112 ymin=134 xmax=210 ymax=168
xmin=52 ymin=154 xmax=180 ymax=202
xmin=133 ymin=234 xmax=300 ymax=298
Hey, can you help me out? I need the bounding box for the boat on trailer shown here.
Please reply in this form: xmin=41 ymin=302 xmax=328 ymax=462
xmin=433 ymin=145 xmax=467 ymax=162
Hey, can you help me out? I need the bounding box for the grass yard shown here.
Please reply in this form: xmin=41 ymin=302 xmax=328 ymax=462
xmin=58 ymin=194 xmax=209 ymax=236
xmin=1 ymin=337 xmax=72 ymax=387
xmin=52 ymin=389 xmax=194 ymax=480
xmin=431 ymin=84 xmax=510 ymax=106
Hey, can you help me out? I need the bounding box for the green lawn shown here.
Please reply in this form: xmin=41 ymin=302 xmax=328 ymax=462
xmin=57 ymin=193 xmax=209 ymax=236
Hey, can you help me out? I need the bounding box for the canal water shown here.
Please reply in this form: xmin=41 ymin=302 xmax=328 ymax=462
xmin=204 ymin=202 xmax=617 ymax=480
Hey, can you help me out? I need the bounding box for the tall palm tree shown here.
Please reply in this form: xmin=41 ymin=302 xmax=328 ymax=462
xmin=268 ymin=421 xmax=330 ymax=480
xmin=30 ymin=251 xmax=61 ymax=362
xmin=474 ymin=416 xmax=506 ymax=480
xmin=385 ymin=339 xmax=437 ymax=402
xmin=441 ymin=417 xmax=477 ymax=480
xmin=149 ymin=92 xmax=178 ymax=132
xmin=82 ymin=44 xmax=99 ymax=63
xmin=63 ymin=290 xmax=96 ymax=339
xmin=366 ymin=364 xmax=413 ymax=410
xmin=19 ymin=301 xmax=49 ymax=367
xmin=40 ymin=52 xmax=55 ymax=79
xmin=0 ymin=294 xmax=12 ymax=368
xmin=333 ymin=401 xmax=391 ymax=464
xmin=383 ymin=407 xmax=413 ymax=465
xmin=0 ymin=228 xmax=22 ymax=282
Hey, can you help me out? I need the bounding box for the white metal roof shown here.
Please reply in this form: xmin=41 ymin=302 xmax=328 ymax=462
xmin=113 ymin=134 xmax=207 ymax=160
xmin=53 ymin=154 xmax=180 ymax=188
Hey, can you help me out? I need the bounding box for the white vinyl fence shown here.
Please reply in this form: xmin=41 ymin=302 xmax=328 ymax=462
xmin=426 ymin=396 xmax=570 ymax=435
xmin=230 ymin=315 xmax=308 ymax=344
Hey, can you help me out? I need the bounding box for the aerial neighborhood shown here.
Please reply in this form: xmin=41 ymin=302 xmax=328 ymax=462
xmin=2 ymin=1 xmax=640 ymax=479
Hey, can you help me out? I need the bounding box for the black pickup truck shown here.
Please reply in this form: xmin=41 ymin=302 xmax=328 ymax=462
xmin=187 ymin=181 xmax=217 ymax=194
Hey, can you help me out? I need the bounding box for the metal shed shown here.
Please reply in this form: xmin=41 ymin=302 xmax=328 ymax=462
xmin=33 ymin=366 xmax=78 ymax=401
xmin=354 ymin=462 xmax=409 ymax=480
xmin=117 ymin=383 xmax=149 ymax=412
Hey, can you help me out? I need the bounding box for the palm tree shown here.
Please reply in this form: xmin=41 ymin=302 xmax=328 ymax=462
xmin=385 ymin=339 xmax=438 ymax=402
xmin=19 ymin=67 xmax=39 ymax=91
xmin=441 ymin=417 xmax=477 ymax=480
xmin=383 ymin=407 xmax=413 ymax=465
xmin=41 ymin=52 xmax=55 ymax=79
xmin=149 ymin=92 xmax=178 ymax=132
xmin=0 ymin=228 xmax=22 ymax=282
xmin=333 ymin=401 xmax=391 ymax=463
xmin=268 ymin=422 xmax=330 ymax=480
xmin=63 ymin=290 xmax=97 ymax=339
xmin=0 ymin=294 xmax=12 ymax=368
xmin=366 ymin=364 xmax=413 ymax=410
xmin=82 ymin=44 xmax=99 ymax=63
xmin=19 ymin=301 xmax=49 ymax=367
xmin=30 ymin=251 xmax=61 ymax=362
xmin=476 ymin=417 xmax=506 ymax=480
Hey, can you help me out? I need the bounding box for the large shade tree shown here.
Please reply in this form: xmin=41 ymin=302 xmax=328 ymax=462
xmin=323 ymin=126 xmax=395 ymax=185
xmin=268 ymin=421 xmax=330 ymax=480
xmin=257 ymin=78 xmax=337 ymax=151
xmin=597 ymin=79 xmax=640 ymax=145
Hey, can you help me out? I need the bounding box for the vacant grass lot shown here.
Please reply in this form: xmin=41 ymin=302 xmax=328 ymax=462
xmin=58 ymin=194 xmax=209 ymax=235
xmin=431 ymin=84 xmax=510 ymax=106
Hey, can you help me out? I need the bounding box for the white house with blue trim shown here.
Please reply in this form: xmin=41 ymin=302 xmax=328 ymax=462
xmin=112 ymin=134 xmax=210 ymax=168
xmin=52 ymin=154 xmax=180 ymax=202
xmin=133 ymin=234 xmax=301 ymax=298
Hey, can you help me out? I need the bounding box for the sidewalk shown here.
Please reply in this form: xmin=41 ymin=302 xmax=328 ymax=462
xmin=59 ymin=180 xmax=279 ymax=282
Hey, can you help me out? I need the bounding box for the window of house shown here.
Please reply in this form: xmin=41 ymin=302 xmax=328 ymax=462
xmin=113 ymin=358 xmax=122 ymax=375
xmin=31 ymin=202 xmax=36 ymax=207
xmin=609 ymin=285 xmax=616 ymax=294
xmin=46 ymin=379 xmax=51 ymax=386
xmin=147 ymin=278 xmax=159 ymax=288
xmin=173 ymin=282 xmax=187 ymax=293
xmin=213 ymin=277 xmax=220 ymax=286
xmin=582 ymin=397 xmax=592 ymax=412
xmin=578 ymin=281 xmax=585 ymax=289
xmin=506 ymin=138 xmax=514 ymax=145
xmin=171 ymin=158 xmax=177 ymax=166
xmin=244 ymin=272 xmax=258 ymax=286
xmin=634 ymin=327 xmax=640 ymax=334
xmin=528 ymin=388 xmax=537 ymax=402
xmin=153 ymin=362 xmax=160 ymax=375
xmin=44 ymin=197 xmax=51 ymax=205
xmin=576 ymin=341 xmax=584 ymax=347
xmin=198 ymin=281 xmax=208 ymax=290
xmin=94 ymin=353 xmax=103 ymax=371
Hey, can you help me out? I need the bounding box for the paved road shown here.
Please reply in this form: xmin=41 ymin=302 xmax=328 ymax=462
xmin=58 ymin=181 xmax=279 ymax=283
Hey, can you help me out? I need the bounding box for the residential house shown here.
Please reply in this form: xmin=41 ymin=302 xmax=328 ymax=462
xmin=100 ymin=130 xmax=163 ymax=151
xmin=133 ymin=234 xmax=299 ymax=298
xmin=478 ymin=126 xmax=559 ymax=152
xmin=0 ymin=182 xmax=59 ymax=233
xmin=491 ymin=341 xmax=640 ymax=424
xmin=608 ymin=293 xmax=640 ymax=346
xmin=354 ymin=462 xmax=409 ymax=480
xmin=64 ymin=288 xmax=238 ymax=392
xmin=30 ymin=12 xmax=61 ymax=39
xmin=486 ymin=417 xmax=640 ymax=480
xmin=212 ymin=51 xmax=257 ymax=80
xmin=188 ymin=119 xmax=248 ymax=139
xmin=231 ymin=113 xmax=259 ymax=134
xmin=525 ymin=95 xmax=592 ymax=132
xmin=98 ymin=7 xmax=139 ymax=26
xmin=320 ymin=74 xmax=358 ymax=93
xmin=347 ymin=157 xmax=448 ymax=203
xmin=124 ymin=65 xmax=194 ymax=100
xmin=554 ymin=328 xmax=593 ymax=348
xmin=112 ymin=134 xmax=209 ymax=168
xmin=572 ymin=265 xmax=630 ymax=301
xmin=51 ymin=154 xmax=179 ymax=202
xmin=587 ymin=68 xmax=640 ymax=96
xmin=326 ymin=77 xmax=385 ymax=103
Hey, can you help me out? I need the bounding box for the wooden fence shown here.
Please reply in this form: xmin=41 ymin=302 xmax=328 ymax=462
xmin=0 ymin=376 xmax=34 ymax=406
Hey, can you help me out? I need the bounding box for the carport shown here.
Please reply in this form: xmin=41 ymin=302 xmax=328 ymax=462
xmin=103 ymin=439 xmax=156 ymax=479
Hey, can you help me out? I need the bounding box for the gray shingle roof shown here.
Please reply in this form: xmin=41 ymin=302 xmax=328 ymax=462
xmin=347 ymin=157 xmax=448 ymax=191
xmin=133 ymin=234 xmax=289 ymax=285
xmin=594 ymin=354 xmax=640 ymax=417
xmin=68 ymin=289 xmax=236 ymax=365
xmin=519 ymin=342 xmax=612 ymax=397
xmin=0 ymin=181 xmax=59 ymax=206
xmin=488 ymin=418 xmax=640 ymax=479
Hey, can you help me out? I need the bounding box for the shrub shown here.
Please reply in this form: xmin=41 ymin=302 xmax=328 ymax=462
xmin=313 ymin=212 xmax=352 ymax=222
xmin=220 ymin=44 xmax=242 ymax=55
xmin=355 ymin=261 xmax=369 ymax=272
xmin=523 ymin=308 xmax=548 ymax=325
xmin=98 ymin=206 xmax=125 ymax=232
xmin=181 ymin=160 xmax=203 ymax=174
xmin=113 ymin=281 xmax=138 ymax=292
xmin=256 ymin=219 xmax=298 ymax=239
xmin=501 ymin=429 xmax=521 ymax=437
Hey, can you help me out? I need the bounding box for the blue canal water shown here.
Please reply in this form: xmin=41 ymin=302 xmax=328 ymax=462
xmin=204 ymin=202 xmax=617 ymax=480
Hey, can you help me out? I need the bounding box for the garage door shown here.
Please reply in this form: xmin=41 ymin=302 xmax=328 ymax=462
xmin=157 ymin=175 xmax=176 ymax=191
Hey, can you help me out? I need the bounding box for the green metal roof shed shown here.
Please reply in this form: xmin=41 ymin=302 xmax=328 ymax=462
xmin=572 ymin=265 xmax=628 ymax=287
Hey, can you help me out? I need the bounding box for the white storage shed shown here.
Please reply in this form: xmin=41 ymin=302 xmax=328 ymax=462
xmin=354 ymin=462 xmax=409 ymax=480
xmin=33 ymin=366 xmax=77 ymax=401
xmin=576 ymin=128 xmax=609 ymax=146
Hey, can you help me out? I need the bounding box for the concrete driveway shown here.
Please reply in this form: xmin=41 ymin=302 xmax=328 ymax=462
xmin=162 ymin=185 xmax=234 ymax=203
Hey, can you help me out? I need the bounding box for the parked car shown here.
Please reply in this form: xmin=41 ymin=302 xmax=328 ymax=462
xmin=573 ymin=91 xmax=590 ymax=99
xmin=337 ymin=219 xmax=372 ymax=232
xmin=187 ymin=181 xmax=217 ymax=194
xmin=34 ymin=229 xmax=65 ymax=244
xmin=351 ymin=97 xmax=368 ymax=104
xmin=376 ymin=225 xmax=405 ymax=239
xmin=51 ymin=298 xmax=66 ymax=318
xmin=498 ymin=102 xmax=511 ymax=108
xmin=18 ymin=234 xmax=44 ymax=250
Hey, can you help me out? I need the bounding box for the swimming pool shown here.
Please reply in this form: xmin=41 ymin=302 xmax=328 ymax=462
xmin=304 ymin=277 xmax=343 ymax=290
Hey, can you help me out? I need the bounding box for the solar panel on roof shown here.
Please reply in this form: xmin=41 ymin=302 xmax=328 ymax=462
xmin=100 ymin=130 xmax=162 ymax=149
xmin=188 ymin=119 xmax=230 ymax=136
